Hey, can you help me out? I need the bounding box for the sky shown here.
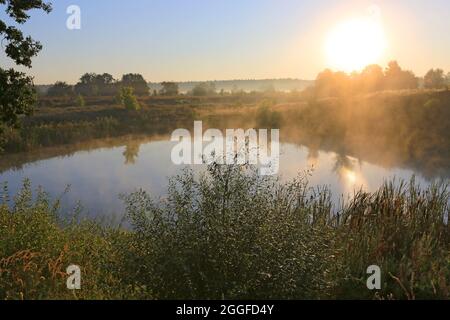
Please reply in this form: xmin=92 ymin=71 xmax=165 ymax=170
xmin=0 ymin=0 xmax=449 ymax=84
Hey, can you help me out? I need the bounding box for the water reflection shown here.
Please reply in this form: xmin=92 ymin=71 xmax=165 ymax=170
xmin=123 ymin=140 xmax=141 ymax=165
xmin=0 ymin=125 xmax=448 ymax=218
xmin=331 ymin=154 xmax=367 ymax=193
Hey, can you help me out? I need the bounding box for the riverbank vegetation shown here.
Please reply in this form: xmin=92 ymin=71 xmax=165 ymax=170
xmin=0 ymin=164 xmax=448 ymax=300
xmin=280 ymin=89 xmax=450 ymax=179
xmin=1 ymin=88 xmax=448 ymax=179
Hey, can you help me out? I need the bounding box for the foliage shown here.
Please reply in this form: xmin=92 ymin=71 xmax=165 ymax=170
xmin=0 ymin=69 xmax=36 ymax=127
xmin=117 ymin=87 xmax=141 ymax=111
xmin=76 ymin=95 xmax=85 ymax=108
xmin=160 ymin=82 xmax=179 ymax=96
xmin=0 ymin=103 xmax=196 ymax=154
xmin=424 ymin=68 xmax=446 ymax=89
xmin=191 ymin=82 xmax=217 ymax=96
xmin=255 ymin=100 xmax=282 ymax=128
xmin=120 ymin=74 xmax=149 ymax=96
xmin=0 ymin=165 xmax=448 ymax=300
xmin=314 ymin=61 xmax=418 ymax=98
xmin=74 ymin=73 xmax=117 ymax=97
xmin=284 ymin=90 xmax=450 ymax=179
xmin=0 ymin=0 xmax=51 ymax=129
xmin=47 ymin=82 xmax=74 ymax=97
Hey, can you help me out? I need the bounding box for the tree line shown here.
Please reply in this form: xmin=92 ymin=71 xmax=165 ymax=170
xmin=310 ymin=61 xmax=449 ymax=98
xmin=47 ymin=63 xmax=449 ymax=100
xmin=47 ymin=75 xmax=224 ymax=98
xmin=47 ymin=73 xmax=150 ymax=97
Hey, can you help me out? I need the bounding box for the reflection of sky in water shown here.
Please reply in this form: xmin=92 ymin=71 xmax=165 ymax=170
xmin=0 ymin=140 xmax=433 ymax=219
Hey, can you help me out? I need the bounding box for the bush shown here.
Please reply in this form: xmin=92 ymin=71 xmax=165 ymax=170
xmin=255 ymin=101 xmax=282 ymax=128
xmin=0 ymin=180 xmax=139 ymax=299
xmin=123 ymin=165 xmax=336 ymax=299
xmin=117 ymin=87 xmax=140 ymax=111
xmin=76 ymin=94 xmax=85 ymax=107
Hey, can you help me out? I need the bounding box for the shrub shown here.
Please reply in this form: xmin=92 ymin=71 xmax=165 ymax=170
xmin=255 ymin=102 xmax=282 ymax=128
xmin=76 ymin=94 xmax=85 ymax=107
xmin=117 ymin=87 xmax=140 ymax=111
xmin=0 ymin=167 xmax=448 ymax=299
xmin=123 ymin=165 xmax=336 ymax=299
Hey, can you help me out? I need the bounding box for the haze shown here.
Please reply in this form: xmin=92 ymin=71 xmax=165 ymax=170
xmin=0 ymin=0 xmax=449 ymax=84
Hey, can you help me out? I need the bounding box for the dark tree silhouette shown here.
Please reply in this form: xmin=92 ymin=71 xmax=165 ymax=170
xmin=74 ymin=73 xmax=117 ymax=96
xmin=312 ymin=61 xmax=419 ymax=98
xmin=191 ymin=82 xmax=216 ymax=96
xmin=120 ymin=74 xmax=149 ymax=96
xmin=0 ymin=0 xmax=52 ymax=128
xmin=47 ymin=81 xmax=74 ymax=97
xmin=160 ymin=82 xmax=179 ymax=96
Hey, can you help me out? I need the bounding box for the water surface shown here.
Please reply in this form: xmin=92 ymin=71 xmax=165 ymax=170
xmin=1 ymin=130 xmax=442 ymax=219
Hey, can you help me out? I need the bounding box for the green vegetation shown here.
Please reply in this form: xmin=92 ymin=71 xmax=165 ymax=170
xmin=0 ymin=165 xmax=448 ymax=300
xmin=255 ymin=99 xmax=282 ymax=127
xmin=281 ymin=89 xmax=450 ymax=179
xmin=0 ymin=102 xmax=196 ymax=153
xmin=0 ymin=0 xmax=51 ymax=139
xmin=160 ymin=82 xmax=179 ymax=96
xmin=117 ymin=87 xmax=141 ymax=111
xmin=76 ymin=94 xmax=85 ymax=108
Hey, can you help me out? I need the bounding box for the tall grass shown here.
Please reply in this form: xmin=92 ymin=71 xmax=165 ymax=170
xmin=1 ymin=106 xmax=196 ymax=153
xmin=0 ymin=165 xmax=448 ymax=300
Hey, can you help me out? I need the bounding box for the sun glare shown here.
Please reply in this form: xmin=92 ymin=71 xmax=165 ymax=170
xmin=325 ymin=14 xmax=387 ymax=72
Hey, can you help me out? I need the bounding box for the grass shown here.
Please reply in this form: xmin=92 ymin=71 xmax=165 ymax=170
xmin=0 ymin=164 xmax=448 ymax=300
xmin=1 ymin=105 xmax=196 ymax=153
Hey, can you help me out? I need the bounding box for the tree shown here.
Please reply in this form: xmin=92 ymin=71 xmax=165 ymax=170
xmin=356 ymin=64 xmax=385 ymax=93
xmin=74 ymin=73 xmax=97 ymax=96
xmin=424 ymin=68 xmax=446 ymax=89
xmin=0 ymin=69 xmax=36 ymax=127
xmin=191 ymin=82 xmax=216 ymax=96
xmin=117 ymin=87 xmax=140 ymax=110
xmin=384 ymin=61 xmax=418 ymax=90
xmin=160 ymin=82 xmax=179 ymax=96
xmin=0 ymin=0 xmax=52 ymax=129
xmin=74 ymin=73 xmax=117 ymax=96
xmin=47 ymin=81 xmax=74 ymax=97
xmin=120 ymin=74 xmax=149 ymax=96
xmin=315 ymin=69 xmax=351 ymax=97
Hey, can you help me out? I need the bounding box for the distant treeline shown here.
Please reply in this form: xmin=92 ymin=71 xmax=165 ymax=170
xmin=305 ymin=61 xmax=450 ymax=98
xmin=44 ymin=62 xmax=449 ymax=99
xmin=45 ymin=73 xmax=224 ymax=98
xmin=148 ymin=79 xmax=313 ymax=94
xmin=47 ymin=73 xmax=150 ymax=97
xmin=44 ymin=75 xmax=312 ymax=98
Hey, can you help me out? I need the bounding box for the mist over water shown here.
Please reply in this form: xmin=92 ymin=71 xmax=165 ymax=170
xmin=0 ymin=127 xmax=438 ymax=219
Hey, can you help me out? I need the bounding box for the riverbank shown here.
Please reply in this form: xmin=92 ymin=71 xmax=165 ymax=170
xmin=0 ymin=164 xmax=448 ymax=300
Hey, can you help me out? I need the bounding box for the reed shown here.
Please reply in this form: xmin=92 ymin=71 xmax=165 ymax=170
xmin=0 ymin=165 xmax=448 ymax=300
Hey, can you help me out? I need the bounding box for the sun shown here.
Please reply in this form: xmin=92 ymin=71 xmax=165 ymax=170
xmin=325 ymin=15 xmax=387 ymax=72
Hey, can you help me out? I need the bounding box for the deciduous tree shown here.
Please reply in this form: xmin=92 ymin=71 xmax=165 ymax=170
xmin=0 ymin=0 xmax=52 ymax=129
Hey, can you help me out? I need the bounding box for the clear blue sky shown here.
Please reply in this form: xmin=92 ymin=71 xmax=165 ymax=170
xmin=1 ymin=0 xmax=449 ymax=84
